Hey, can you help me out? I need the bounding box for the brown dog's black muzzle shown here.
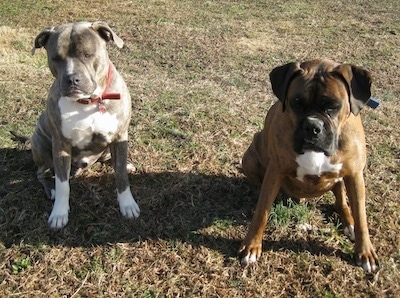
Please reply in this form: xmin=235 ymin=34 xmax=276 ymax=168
xmin=294 ymin=115 xmax=337 ymax=156
xmin=303 ymin=116 xmax=324 ymax=139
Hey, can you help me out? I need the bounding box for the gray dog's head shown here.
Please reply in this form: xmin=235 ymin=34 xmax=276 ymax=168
xmin=32 ymin=21 xmax=124 ymax=99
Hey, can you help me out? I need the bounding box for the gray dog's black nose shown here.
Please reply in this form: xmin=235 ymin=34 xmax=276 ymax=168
xmin=65 ymin=73 xmax=81 ymax=86
xmin=303 ymin=117 xmax=324 ymax=138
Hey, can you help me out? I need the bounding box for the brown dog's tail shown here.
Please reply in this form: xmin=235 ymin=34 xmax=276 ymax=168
xmin=10 ymin=131 xmax=31 ymax=148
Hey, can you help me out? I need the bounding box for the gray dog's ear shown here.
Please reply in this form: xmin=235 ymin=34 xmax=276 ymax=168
xmin=32 ymin=26 xmax=55 ymax=55
xmin=269 ymin=62 xmax=302 ymax=112
xmin=91 ymin=21 xmax=124 ymax=48
xmin=333 ymin=64 xmax=372 ymax=116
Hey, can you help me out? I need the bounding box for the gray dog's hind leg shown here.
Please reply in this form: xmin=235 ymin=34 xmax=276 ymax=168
xmin=33 ymin=151 xmax=55 ymax=199
xmin=31 ymin=130 xmax=55 ymax=199
xmin=37 ymin=168 xmax=55 ymax=199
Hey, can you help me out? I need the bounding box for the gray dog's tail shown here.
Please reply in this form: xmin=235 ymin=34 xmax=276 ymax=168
xmin=10 ymin=131 xmax=31 ymax=148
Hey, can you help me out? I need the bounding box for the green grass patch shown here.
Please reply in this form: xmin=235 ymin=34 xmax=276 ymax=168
xmin=269 ymin=198 xmax=310 ymax=228
xmin=11 ymin=257 xmax=31 ymax=275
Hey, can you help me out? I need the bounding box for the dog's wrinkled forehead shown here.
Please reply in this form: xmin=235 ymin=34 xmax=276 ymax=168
xmin=288 ymin=60 xmax=348 ymax=102
xmin=47 ymin=22 xmax=105 ymax=57
xmin=298 ymin=60 xmax=340 ymax=85
xmin=300 ymin=59 xmax=339 ymax=75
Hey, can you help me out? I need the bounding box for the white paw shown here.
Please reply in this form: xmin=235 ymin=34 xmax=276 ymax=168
xmin=117 ymin=188 xmax=140 ymax=219
xmin=48 ymin=177 xmax=70 ymax=228
xmin=126 ymin=163 xmax=136 ymax=174
xmin=241 ymin=253 xmax=258 ymax=265
xmin=356 ymin=259 xmax=378 ymax=273
xmin=47 ymin=204 xmax=69 ymax=229
xmin=344 ymin=225 xmax=355 ymax=241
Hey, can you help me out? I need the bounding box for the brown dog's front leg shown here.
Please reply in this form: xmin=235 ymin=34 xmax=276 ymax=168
xmin=344 ymin=173 xmax=379 ymax=272
xmin=239 ymin=165 xmax=282 ymax=265
xmin=332 ymin=180 xmax=355 ymax=241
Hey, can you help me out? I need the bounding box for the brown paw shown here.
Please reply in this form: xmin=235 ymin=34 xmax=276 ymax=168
xmin=238 ymin=241 xmax=262 ymax=265
xmin=354 ymin=243 xmax=379 ymax=273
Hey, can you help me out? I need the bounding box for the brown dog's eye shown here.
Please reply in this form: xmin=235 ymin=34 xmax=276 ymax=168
xmin=321 ymin=98 xmax=342 ymax=116
xmin=291 ymin=97 xmax=304 ymax=111
xmin=325 ymin=108 xmax=335 ymax=115
xmin=325 ymin=107 xmax=340 ymax=116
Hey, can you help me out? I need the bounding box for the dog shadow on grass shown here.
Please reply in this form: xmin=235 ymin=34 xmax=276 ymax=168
xmin=0 ymin=147 xmax=351 ymax=265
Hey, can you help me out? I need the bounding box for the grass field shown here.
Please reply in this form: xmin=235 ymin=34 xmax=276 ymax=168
xmin=0 ymin=0 xmax=399 ymax=296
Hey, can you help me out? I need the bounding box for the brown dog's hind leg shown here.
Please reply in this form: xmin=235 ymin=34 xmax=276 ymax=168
xmin=241 ymin=133 xmax=265 ymax=187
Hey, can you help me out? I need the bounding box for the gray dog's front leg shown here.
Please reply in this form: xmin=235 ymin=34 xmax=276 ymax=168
xmin=110 ymin=141 xmax=140 ymax=219
xmin=48 ymin=141 xmax=72 ymax=229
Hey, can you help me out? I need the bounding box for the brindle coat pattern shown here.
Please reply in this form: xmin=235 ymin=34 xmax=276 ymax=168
xmin=239 ymin=59 xmax=379 ymax=273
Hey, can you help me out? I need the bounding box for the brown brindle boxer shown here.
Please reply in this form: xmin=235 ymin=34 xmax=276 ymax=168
xmin=239 ymin=59 xmax=379 ymax=272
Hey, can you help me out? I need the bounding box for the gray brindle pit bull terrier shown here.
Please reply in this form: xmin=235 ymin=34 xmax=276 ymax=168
xmin=30 ymin=21 xmax=140 ymax=228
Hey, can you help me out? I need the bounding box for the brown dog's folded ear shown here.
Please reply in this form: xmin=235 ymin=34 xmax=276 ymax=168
xmin=32 ymin=26 xmax=55 ymax=55
xmin=333 ymin=64 xmax=372 ymax=116
xmin=269 ymin=62 xmax=302 ymax=111
xmin=91 ymin=21 xmax=124 ymax=48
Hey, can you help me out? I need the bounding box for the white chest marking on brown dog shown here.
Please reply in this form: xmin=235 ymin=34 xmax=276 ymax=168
xmin=59 ymin=97 xmax=119 ymax=149
xmin=295 ymin=151 xmax=342 ymax=181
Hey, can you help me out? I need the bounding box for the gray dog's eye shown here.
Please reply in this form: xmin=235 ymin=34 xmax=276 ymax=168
xmin=51 ymin=54 xmax=62 ymax=62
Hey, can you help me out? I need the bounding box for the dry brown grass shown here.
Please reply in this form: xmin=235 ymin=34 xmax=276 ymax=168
xmin=0 ymin=0 xmax=399 ymax=297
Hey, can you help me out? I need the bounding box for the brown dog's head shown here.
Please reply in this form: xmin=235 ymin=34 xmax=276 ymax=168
xmin=269 ymin=59 xmax=372 ymax=156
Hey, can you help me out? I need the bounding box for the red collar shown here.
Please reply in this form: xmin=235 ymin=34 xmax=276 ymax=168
xmin=76 ymin=64 xmax=121 ymax=112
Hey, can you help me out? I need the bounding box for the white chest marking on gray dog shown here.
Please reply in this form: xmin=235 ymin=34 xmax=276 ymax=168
xmin=59 ymin=97 xmax=119 ymax=149
xmin=295 ymin=151 xmax=342 ymax=181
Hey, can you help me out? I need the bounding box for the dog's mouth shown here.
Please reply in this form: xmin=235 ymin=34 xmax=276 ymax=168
xmin=299 ymin=142 xmax=331 ymax=156
xmin=61 ymin=89 xmax=95 ymax=100
xmin=295 ymin=138 xmax=337 ymax=157
xmin=60 ymin=79 xmax=96 ymax=99
xmin=60 ymin=87 xmax=87 ymax=97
